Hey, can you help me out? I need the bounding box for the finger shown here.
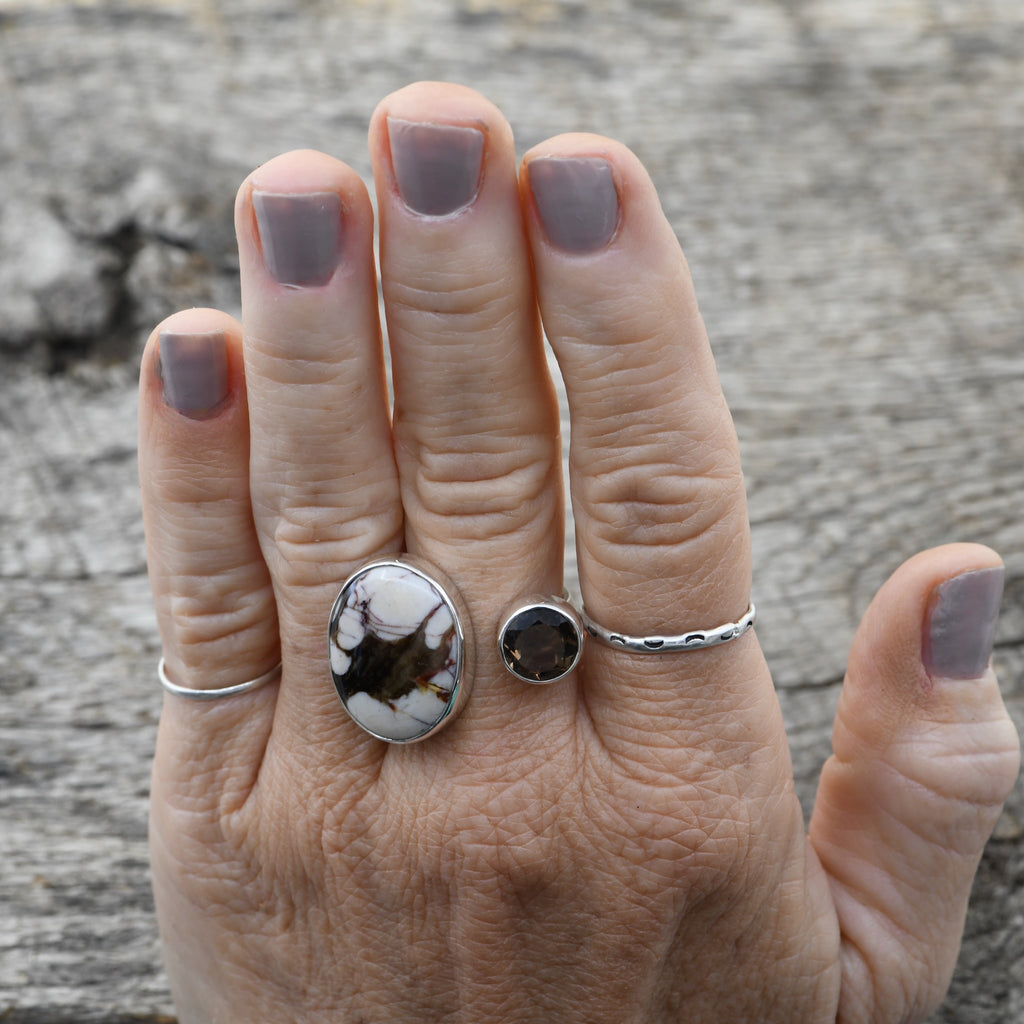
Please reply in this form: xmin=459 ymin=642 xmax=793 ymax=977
xmin=809 ymin=543 xmax=1020 ymax=1022
xmin=521 ymin=136 xmax=771 ymax=751
xmin=139 ymin=307 xmax=279 ymax=797
xmin=236 ymin=150 xmax=402 ymax=748
xmin=368 ymin=84 xmax=566 ymax=742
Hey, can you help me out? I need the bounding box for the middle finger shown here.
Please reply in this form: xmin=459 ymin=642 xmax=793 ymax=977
xmin=370 ymin=83 xmax=567 ymax=745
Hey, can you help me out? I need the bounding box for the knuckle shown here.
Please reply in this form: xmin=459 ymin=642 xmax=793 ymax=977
xmin=410 ymin=442 xmax=559 ymax=543
xmin=888 ymin=718 xmax=1021 ymax=848
xmin=163 ymin=580 xmax=277 ymax=662
xmin=555 ymin=265 xmax=696 ymax=349
xmin=268 ymin=502 xmax=404 ymax=590
xmin=579 ymin=458 xmax=746 ymax=573
xmin=387 ymin=272 xmax=517 ymax=338
xmin=599 ymin=792 xmax=759 ymax=907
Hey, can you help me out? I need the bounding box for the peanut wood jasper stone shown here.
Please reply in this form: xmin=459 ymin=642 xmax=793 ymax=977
xmin=328 ymin=560 xmax=466 ymax=742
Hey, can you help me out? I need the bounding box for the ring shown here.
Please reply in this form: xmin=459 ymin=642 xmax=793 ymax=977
xmin=328 ymin=556 xmax=472 ymax=743
xmin=497 ymin=594 xmax=584 ymax=684
xmin=157 ymin=658 xmax=282 ymax=700
xmin=582 ymin=602 xmax=756 ymax=653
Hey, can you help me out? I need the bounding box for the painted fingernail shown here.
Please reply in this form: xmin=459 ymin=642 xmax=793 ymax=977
xmin=923 ymin=567 xmax=1004 ymax=679
xmin=387 ymin=118 xmax=484 ymax=216
xmin=158 ymin=331 xmax=228 ymax=419
xmin=253 ymin=191 xmax=343 ymax=287
xmin=528 ymin=157 xmax=619 ymax=253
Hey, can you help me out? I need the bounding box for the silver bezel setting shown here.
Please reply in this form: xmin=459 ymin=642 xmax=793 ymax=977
xmin=497 ymin=593 xmax=584 ymax=685
xmin=328 ymin=556 xmax=472 ymax=743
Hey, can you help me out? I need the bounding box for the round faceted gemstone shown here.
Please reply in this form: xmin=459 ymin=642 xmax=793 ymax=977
xmin=500 ymin=604 xmax=582 ymax=683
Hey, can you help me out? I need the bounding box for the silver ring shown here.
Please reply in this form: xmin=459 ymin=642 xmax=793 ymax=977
xmin=582 ymin=602 xmax=756 ymax=653
xmin=157 ymin=657 xmax=282 ymax=700
xmin=498 ymin=594 xmax=584 ymax=684
xmin=328 ymin=556 xmax=472 ymax=743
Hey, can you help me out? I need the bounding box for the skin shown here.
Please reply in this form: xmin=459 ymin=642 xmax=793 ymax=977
xmin=138 ymin=82 xmax=1019 ymax=1023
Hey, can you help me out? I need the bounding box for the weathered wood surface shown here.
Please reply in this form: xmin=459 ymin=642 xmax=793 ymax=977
xmin=1 ymin=0 xmax=1023 ymax=1020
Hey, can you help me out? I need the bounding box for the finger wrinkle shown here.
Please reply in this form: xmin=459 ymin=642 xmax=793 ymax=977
xmin=581 ymin=460 xmax=741 ymax=519
xmin=580 ymin=491 xmax=741 ymax=568
xmin=161 ymin=601 xmax=275 ymax=651
xmin=247 ymin=344 xmax=377 ymax=387
xmin=268 ymin=502 xmax=402 ymax=548
xmin=545 ymin=265 xmax=699 ymax=342
xmin=396 ymin=399 xmax=553 ymax=441
xmin=386 ymin=273 xmax=522 ymax=326
xmin=413 ymin=443 xmax=555 ymax=492
xmin=574 ymin=420 xmax=741 ymax=476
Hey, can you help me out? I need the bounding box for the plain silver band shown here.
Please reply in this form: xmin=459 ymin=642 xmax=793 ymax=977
xmin=157 ymin=657 xmax=282 ymax=700
xmin=582 ymin=602 xmax=756 ymax=653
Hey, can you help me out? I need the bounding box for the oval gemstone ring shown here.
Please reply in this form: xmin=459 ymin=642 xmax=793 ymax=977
xmin=328 ymin=557 xmax=472 ymax=743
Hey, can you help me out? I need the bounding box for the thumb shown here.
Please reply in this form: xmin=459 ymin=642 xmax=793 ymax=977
xmin=809 ymin=543 xmax=1020 ymax=1024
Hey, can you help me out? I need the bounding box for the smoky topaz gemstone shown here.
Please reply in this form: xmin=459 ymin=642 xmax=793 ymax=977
xmin=501 ymin=605 xmax=581 ymax=683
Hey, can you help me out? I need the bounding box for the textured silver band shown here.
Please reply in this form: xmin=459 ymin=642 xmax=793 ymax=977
xmin=582 ymin=602 xmax=756 ymax=653
xmin=157 ymin=657 xmax=282 ymax=700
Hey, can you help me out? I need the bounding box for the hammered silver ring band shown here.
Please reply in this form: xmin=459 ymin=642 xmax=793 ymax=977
xmin=582 ymin=602 xmax=756 ymax=653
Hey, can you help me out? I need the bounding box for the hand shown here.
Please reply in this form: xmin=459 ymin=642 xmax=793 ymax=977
xmin=138 ymin=81 xmax=1019 ymax=1023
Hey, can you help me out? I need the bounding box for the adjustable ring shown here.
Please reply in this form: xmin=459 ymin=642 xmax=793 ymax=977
xmin=328 ymin=556 xmax=472 ymax=743
xmin=582 ymin=602 xmax=756 ymax=653
xmin=157 ymin=658 xmax=282 ymax=700
xmin=497 ymin=594 xmax=584 ymax=684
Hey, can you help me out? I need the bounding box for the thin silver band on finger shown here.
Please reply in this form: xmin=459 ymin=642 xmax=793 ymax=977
xmin=157 ymin=657 xmax=282 ymax=700
xmin=582 ymin=602 xmax=756 ymax=653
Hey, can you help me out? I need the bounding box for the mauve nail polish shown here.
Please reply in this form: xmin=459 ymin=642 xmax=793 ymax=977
xmin=923 ymin=567 xmax=1004 ymax=679
xmin=158 ymin=331 xmax=228 ymax=418
xmin=387 ymin=118 xmax=484 ymax=216
xmin=253 ymin=191 xmax=343 ymax=287
xmin=528 ymin=157 xmax=620 ymax=253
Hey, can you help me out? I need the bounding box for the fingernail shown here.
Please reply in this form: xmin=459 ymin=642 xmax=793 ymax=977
xmin=253 ymin=191 xmax=343 ymax=287
xmin=923 ymin=567 xmax=1004 ymax=679
xmin=158 ymin=331 xmax=228 ymax=418
xmin=528 ymin=156 xmax=620 ymax=253
xmin=387 ymin=118 xmax=484 ymax=216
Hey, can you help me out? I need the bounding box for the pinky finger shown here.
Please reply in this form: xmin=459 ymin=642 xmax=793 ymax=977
xmin=139 ymin=308 xmax=279 ymax=806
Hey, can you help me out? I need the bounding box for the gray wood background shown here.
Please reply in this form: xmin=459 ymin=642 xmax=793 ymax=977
xmin=1 ymin=0 xmax=1022 ymax=1020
